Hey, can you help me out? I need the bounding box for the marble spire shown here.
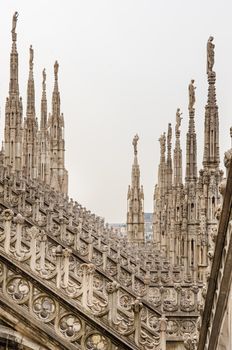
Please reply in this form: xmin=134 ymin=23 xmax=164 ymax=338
xmin=4 ymin=11 xmax=23 ymax=173
xmin=52 ymin=60 xmax=60 ymax=118
xmin=40 ymin=68 xmax=47 ymax=129
xmin=174 ymin=108 xmax=183 ymax=187
xmin=49 ymin=61 xmax=68 ymax=194
xmin=166 ymin=123 xmax=173 ymax=190
xmin=26 ymin=45 xmax=35 ymax=117
xmin=127 ymin=134 xmax=144 ymax=243
xmin=23 ymin=45 xmax=38 ymax=179
xmin=186 ymin=80 xmax=197 ymax=182
xmin=203 ymin=36 xmax=220 ymax=169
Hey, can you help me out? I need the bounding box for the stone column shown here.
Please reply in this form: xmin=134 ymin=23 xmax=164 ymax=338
xmin=29 ymin=226 xmax=40 ymax=271
xmin=63 ymin=248 xmax=72 ymax=288
xmin=106 ymin=281 xmax=119 ymax=325
xmin=55 ymin=245 xmax=63 ymax=288
xmin=2 ymin=209 xmax=14 ymax=254
xmin=159 ymin=315 xmax=167 ymax=350
xmin=14 ymin=213 xmax=24 ymax=256
xmin=132 ymin=298 xmax=143 ymax=346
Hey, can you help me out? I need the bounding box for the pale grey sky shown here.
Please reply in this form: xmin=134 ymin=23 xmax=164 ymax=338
xmin=1 ymin=1 xmax=232 ymax=223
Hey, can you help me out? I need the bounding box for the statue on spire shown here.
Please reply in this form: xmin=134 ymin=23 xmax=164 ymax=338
xmin=207 ymin=36 xmax=215 ymax=74
xmin=188 ymin=79 xmax=196 ymax=110
xmin=42 ymin=69 xmax=46 ymax=89
xmin=11 ymin=11 xmax=19 ymax=41
xmin=54 ymin=61 xmax=59 ymax=80
xmin=132 ymin=134 xmax=139 ymax=156
xmin=29 ymin=45 xmax=34 ymax=70
xmin=167 ymin=123 xmax=172 ymax=146
xmin=176 ymin=108 xmax=183 ymax=133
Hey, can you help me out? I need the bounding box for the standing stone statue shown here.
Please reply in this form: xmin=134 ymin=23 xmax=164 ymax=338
xmin=207 ymin=36 xmax=215 ymax=74
xmin=132 ymin=134 xmax=139 ymax=155
xmin=167 ymin=123 xmax=172 ymax=146
xmin=54 ymin=61 xmax=59 ymax=79
xmin=176 ymin=108 xmax=183 ymax=132
xmin=29 ymin=45 xmax=34 ymax=68
xmin=188 ymin=79 xmax=196 ymax=110
xmin=11 ymin=11 xmax=19 ymax=40
xmin=42 ymin=68 xmax=46 ymax=90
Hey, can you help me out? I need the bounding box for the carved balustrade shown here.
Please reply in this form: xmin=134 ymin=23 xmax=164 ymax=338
xmin=0 ymin=259 xmax=129 ymax=350
xmin=0 ymin=169 xmax=200 ymax=344
xmin=0 ymin=172 xmax=203 ymax=292
xmin=0 ymin=207 xmax=164 ymax=349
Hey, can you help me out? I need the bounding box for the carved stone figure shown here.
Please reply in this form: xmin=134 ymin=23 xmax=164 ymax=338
xmin=176 ymin=108 xmax=183 ymax=132
xmin=167 ymin=123 xmax=172 ymax=145
xmin=54 ymin=60 xmax=59 ymax=79
xmin=207 ymin=36 xmax=215 ymax=74
xmin=42 ymin=68 xmax=46 ymax=91
xmin=132 ymin=134 xmax=139 ymax=155
xmin=29 ymin=45 xmax=34 ymax=68
xmin=11 ymin=11 xmax=18 ymax=37
xmin=188 ymin=79 xmax=196 ymax=110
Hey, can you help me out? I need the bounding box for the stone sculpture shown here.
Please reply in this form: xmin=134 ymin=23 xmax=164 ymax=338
xmin=54 ymin=60 xmax=59 ymax=78
xmin=176 ymin=108 xmax=183 ymax=132
xmin=11 ymin=11 xmax=18 ymax=37
xmin=29 ymin=45 xmax=33 ymax=68
xmin=188 ymin=79 xmax=196 ymax=110
xmin=207 ymin=36 xmax=215 ymax=74
xmin=132 ymin=134 xmax=139 ymax=155
xmin=42 ymin=68 xmax=46 ymax=89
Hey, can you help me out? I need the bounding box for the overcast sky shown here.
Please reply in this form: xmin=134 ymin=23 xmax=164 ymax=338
xmin=1 ymin=1 xmax=232 ymax=223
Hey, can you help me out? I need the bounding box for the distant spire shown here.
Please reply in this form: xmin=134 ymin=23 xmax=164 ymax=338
xmin=158 ymin=132 xmax=166 ymax=196
xmin=173 ymin=108 xmax=183 ymax=186
xmin=4 ymin=11 xmax=23 ymax=173
xmin=166 ymin=123 xmax=173 ymax=190
xmin=49 ymin=60 xmax=68 ymax=194
xmin=26 ymin=45 xmax=35 ymax=117
xmin=23 ymin=44 xmax=38 ymax=179
xmin=9 ymin=11 xmax=19 ymax=96
xmin=40 ymin=68 xmax=47 ymax=129
xmin=203 ymin=37 xmax=220 ymax=169
xmin=132 ymin=134 xmax=139 ymax=181
xmin=127 ymin=134 xmax=144 ymax=243
xmin=186 ymin=80 xmax=197 ymax=181
xmin=52 ymin=60 xmax=60 ymax=117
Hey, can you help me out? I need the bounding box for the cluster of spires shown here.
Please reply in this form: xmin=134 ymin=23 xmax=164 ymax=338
xmin=3 ymin=14 xmax=224 ymax=282
xmin=127 ymin=36 xmax=223 ymax=281
xmin=3 ymin=12 xmax=68 ymax=194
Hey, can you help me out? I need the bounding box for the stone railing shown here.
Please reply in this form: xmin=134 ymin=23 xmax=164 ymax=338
xmin=0 ymin=257 xmax=125 ymax=350
xmin=0 ymin=207 xmax=163 ymax=350
xmin=0 ymin=168 xmax=200 ymax=344
xmin=0 ymin=166 xmax=179 ymax=274
xmin=1 ymin=172 xmax=200 ymax=276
